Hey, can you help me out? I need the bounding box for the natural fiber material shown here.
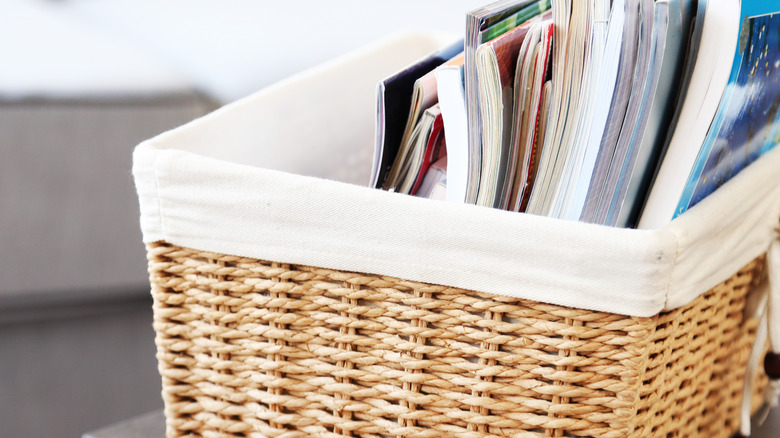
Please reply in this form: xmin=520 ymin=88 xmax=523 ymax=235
xmin=147 ymin=242 xmax=768 ymax=437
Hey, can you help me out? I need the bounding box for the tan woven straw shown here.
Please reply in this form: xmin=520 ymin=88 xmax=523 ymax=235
xmin=147 ymin=241 xmax=767 ymax=437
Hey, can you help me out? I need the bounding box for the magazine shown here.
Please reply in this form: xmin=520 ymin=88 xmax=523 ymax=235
xmin=464 ymin=0 xmax=545 ymax=203
xmin=434 ymin=54 xmax=469 ymax=203
xmin=638 ymin=0 xmax=743 ymax=229
xmin=417 ymin=156 xmax=449 ymax=200
xmin=372 ymin=39 xmax=462 ymax=189
xmin=527 ymin=0 xmax=613 ymax=216
xmin=678 ymin=5 xmax=780 ymax=215
xmin=371 ymin=0 xmax=778 ymax=232
xmin=385 ymin=104 xmax=444 ymax=194
xmin=474 ymin=24 xmax=532 ymax=207
xmin=410 ymin=110 xmax=447 ymax=196
xmin=611 ymin=0 xmax=691 ymax=227
xmin=576 ymin=0 xmax=641 ymax=222
xmin=596 ymin=0 xmax=671 ymax=227
xmin=546 ymin=0 xmax=611 ymax=219
xmin=562 ymin=0 xmax=627 ymax=221
xmin=506 ymin=21 xmax=553 ymax=211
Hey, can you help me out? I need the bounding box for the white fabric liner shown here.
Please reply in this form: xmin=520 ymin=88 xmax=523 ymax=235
xmin=133 ymin=32 xmax=780 ymax=318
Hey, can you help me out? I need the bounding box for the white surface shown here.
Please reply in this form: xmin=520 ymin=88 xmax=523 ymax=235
xmin=133 ymin=33 xmax=780 ymax=317
xmin=68 ymin=0 xmax=488 ymax=103
xmin=0 ymin=0 xmax=194 ymax=100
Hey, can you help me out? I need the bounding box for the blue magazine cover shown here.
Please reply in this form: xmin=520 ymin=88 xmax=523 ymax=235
xmin=675 ymin=2 xmax=780 ymax=218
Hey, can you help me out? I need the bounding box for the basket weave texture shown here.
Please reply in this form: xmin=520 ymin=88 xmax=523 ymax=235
xmin=147 ymin=241 xmax=768 ymax=437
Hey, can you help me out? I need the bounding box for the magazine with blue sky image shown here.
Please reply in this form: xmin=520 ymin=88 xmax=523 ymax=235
xmin=676 ymin=3 xmax=780 ymax=216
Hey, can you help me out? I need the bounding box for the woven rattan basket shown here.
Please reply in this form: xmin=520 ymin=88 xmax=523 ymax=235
xmin=146 ymin=243 xmax=768 ymax=437
xmin=133 ymin=33 xmax=780 ymax=437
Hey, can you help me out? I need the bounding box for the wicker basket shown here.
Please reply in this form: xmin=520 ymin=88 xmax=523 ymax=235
xmin=147 ymin=242 xmax=768 ymax=437
xmin=133 ymin=33 xmax=780 ymax=437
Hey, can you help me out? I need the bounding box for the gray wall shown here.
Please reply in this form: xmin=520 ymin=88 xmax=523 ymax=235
xmin=0 ymin=297 xmax=161 ymax=438
xmin=0 ymin=94 xmax=215 ymax=437
xmin=0 ymin=96 xmax=211 ymax=296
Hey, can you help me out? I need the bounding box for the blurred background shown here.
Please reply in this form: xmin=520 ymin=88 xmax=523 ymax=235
xmin=0 ymin=1 xmax=486 ymax=437
xmin=2 ymin=1 xmax=778 ymax=437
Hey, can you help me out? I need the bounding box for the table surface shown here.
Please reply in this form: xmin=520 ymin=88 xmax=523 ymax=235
xmin=83 ymin=411 xmax=164 ymax=438
xmin=85 ymin=405 xmax=780 ymax=437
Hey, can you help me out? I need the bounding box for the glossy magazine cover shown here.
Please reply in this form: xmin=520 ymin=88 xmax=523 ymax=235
xmin=677 ymin=4 xmax=780 ymax=216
